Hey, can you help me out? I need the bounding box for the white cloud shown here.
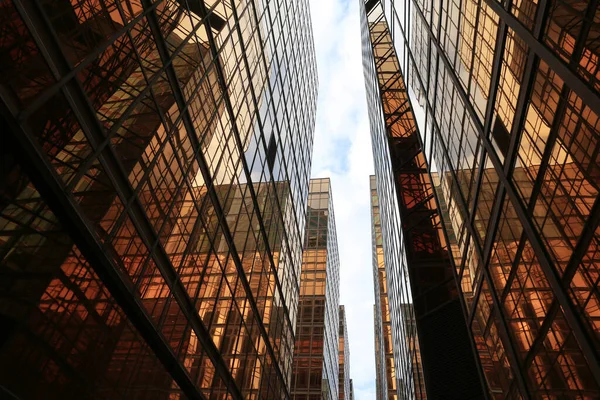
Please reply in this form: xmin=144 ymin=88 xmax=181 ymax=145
xmin=309 ymin=0 xmax=376 ymax=397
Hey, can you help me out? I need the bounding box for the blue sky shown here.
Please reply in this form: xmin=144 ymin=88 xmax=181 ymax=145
xmin=308 ymin=0 xmax=377 ymax=397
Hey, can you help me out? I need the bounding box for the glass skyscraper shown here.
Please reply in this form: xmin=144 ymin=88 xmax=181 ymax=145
xmin=338 ymin=305 xmax=351 ymax=400
xmin=0 ymin=0 xmax=317 ymax=398
xmin=363 ymin=3 xmax=485 ymax=398
xmin=291 ymin=178 xmax=342 ymax=400
xmin=362 ymin=0 xmax=600 ymax=398
xmin=370 ymin=175 xmax=403 ymax=400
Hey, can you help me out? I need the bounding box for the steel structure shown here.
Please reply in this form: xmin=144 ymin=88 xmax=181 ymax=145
xmin=362 ymin=0 xmax=600 ymax=397
xmin=0 ymin=0 xmax=317 ymax=399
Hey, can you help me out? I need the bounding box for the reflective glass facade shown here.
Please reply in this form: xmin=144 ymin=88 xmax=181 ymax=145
xmin=362 ymin=0 xmax=600 ymax=398
xmin=338 ymin=305 xmax=351 ymax=400
xmin=291 ymin=178 xmax=341 ymax=400
xmin=362 ymin=1 xmax=486 ymax=399
xmin=0 ymin=0 xmax=317 ymax=398
xmin=370 ymin=175 xmax=401 ymax=400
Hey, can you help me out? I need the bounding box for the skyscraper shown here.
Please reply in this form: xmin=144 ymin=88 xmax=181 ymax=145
xmin=291 ymin=178 xmax=341 ymax=400
xmin=362 ymin=0 xmax=600 ymax=398
xmin=370 ymin=175 xmax=402 ymax=400
xmin=338 ymin=305 xmax=351 ymax=400
xmin=363 ymin=4 xmax=485 ymax=397
xmin=0 ymin=0 xmax=317 ymax=398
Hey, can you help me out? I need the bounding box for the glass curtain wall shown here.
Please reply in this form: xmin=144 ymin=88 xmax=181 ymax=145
xmin=291 ymin=178 xmax=341 ymax=400
xmin=0 ymin=0 xmax=317 ymax=399
xmin=361 ymin=1 xmax=486 ymax=398
xmin=362 ymin=0 xmax=600 ymax=397
xmin=370 ymin=175 xmax=402 ymax=400
xmin=338 ymin=305 xmax=351 ymax=400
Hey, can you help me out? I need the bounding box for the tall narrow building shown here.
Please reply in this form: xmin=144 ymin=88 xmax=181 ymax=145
xmin=338 ymin=305 xmax=351 ymax=400
xmin=362 ymin=1 xmax=490 ymax=398
xmin=362 ymin=0 xmax=600 ymax=398
xmin=291 ymin=178 xmax=341 ymax=400
xmin=0 ymin=0 xmax=317 ymax=399
xmin=370 ymin=175 xmax=403 ymax=400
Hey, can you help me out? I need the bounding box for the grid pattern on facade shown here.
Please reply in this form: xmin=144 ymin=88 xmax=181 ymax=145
xmin=291 ymin=178 xmax=341 ymax=400
xmin=361 ymin=4 xmax=426 ymax=397
xmin=338 ymin=305 xmax=351 ymax=400
xmin=362 ymin=2 xmax=486 ymax=399
xmin=0 ymin=0 xmax=317 ymax=399
xmin=370 ymin=175 xmax=401 ymax=400
xmin=361 ymin=5 xmax=423 ymax=398
xmin=365 ymin=0 xmax=600 ymax=397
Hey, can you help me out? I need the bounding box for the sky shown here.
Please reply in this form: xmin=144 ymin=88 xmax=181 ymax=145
xmin=307 ymin=0 xmax=377 ymax=398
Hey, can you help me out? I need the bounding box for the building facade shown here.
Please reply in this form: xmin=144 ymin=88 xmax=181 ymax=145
xmin=362 ymin=0 xmax=600 ymax=398
xmin=291 ymin=178 xmax=341 ymax=400
xmin=0 ymin=0 xmax=317 ymax=399
xmin=370 ymin=175 xmax=402 ymax=400
xmin=362 ymin=2 xmax=485 ymax=397
xmin=338 ymin=305 xmax=351 ymax=400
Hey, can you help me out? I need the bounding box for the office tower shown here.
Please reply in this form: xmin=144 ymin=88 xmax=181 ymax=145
xmin=370 ymin=176 xmax=403 ymax=400
xmin=362 ymin=0 xmax=600 ymax=398
xmin=291 ymin=178 xmax=341 ymax=400
xmin=0 ymin=0 xmax=317 ymax=399
xmin=362 ymin=1 xmax=487 ymax=399
xmin=372 ymin=175 xmax=426 ymax=400
xmin=338 ymin=305 xmax=351 ymax=400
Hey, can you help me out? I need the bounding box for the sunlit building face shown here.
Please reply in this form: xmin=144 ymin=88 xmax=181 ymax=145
xmin=362 ymin=0 xmax=600 ymax=398
xmin=0 ymin=0 xmax=317 ymax=399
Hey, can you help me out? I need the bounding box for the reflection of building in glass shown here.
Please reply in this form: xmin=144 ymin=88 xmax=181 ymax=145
xmin=338 ymin=305 xmax=351 ymax=400
xmin=0 ymin=0 xmax=317 ymax=398
xmin=362 ymin=2 xmax=487 ymax=399
xmin=291 ymin=178 xmax=341 ymax=400
xmin=398 ymin=303 xmax=424 ymax=400
xmin=370 ymin=175 xmax=402 ymax=400
xmin=362 ymin=0 xmax=600 ymax=398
